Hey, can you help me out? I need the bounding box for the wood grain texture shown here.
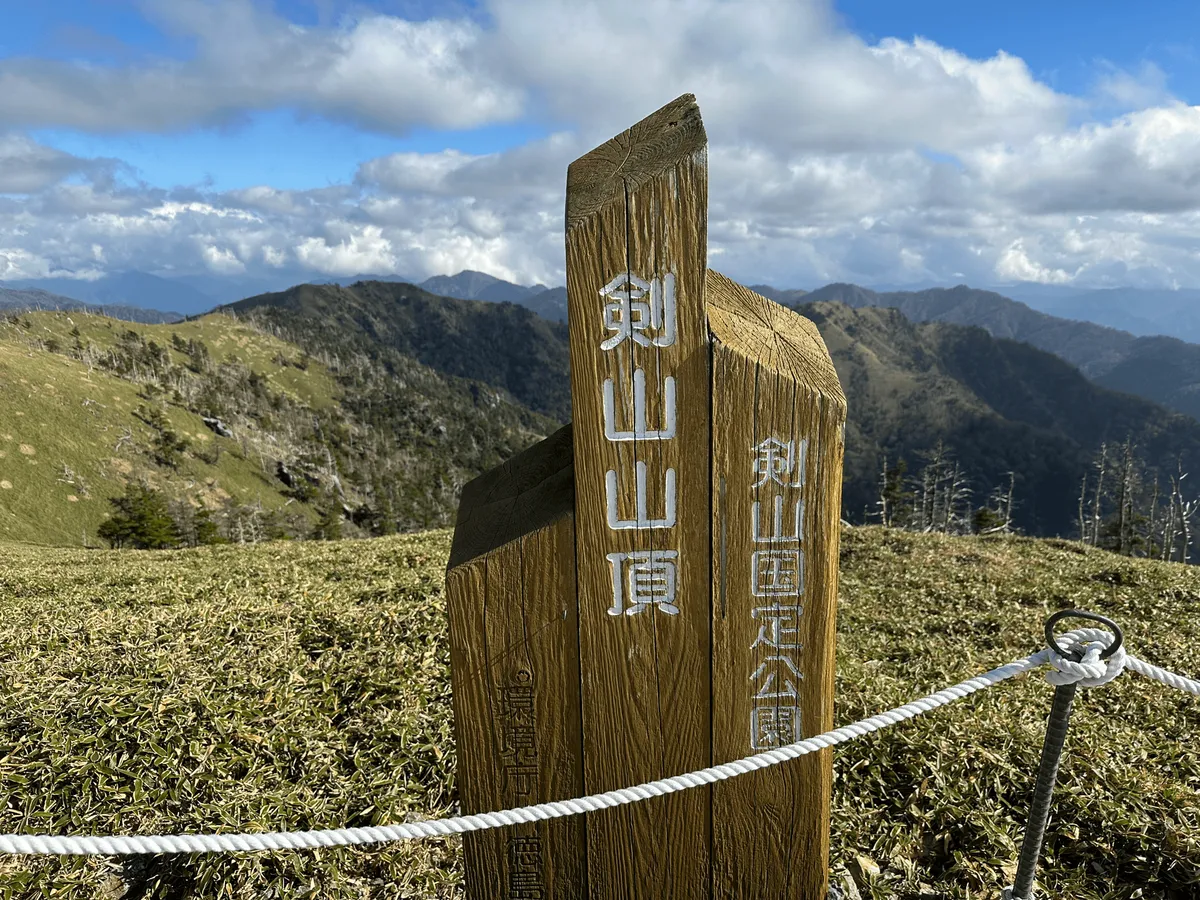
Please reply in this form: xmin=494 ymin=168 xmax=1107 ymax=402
xmin=707 ymin=270 xmax=846 ymax=899
xmin=447 ymin=426 xmax=586 ymax=899
xmin=565 ymin=94 xmax=711 ymax=898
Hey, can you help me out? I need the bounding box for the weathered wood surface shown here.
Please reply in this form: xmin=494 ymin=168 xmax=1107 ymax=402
xmin=446 ymin=424 xmax=586 ymax=899
xmin=448 ymin=94 xmax=846 ymax=900
xmin=708 ymin=271 xmax=846 ymax=899
xmin=564 ymin=93 xmax=712 ymax=897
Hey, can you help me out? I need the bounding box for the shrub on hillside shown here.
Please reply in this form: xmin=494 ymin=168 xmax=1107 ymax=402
xmin=97 ymin=482 xmax=182 ymax=550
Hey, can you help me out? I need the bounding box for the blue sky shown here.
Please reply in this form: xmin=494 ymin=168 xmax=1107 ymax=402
xmin=3 ymin=0 xmax=1187 ymax=192
xmin=2 ymin=0 xmax=1200 ymax=290
xmin=838 ymin=0 xmax=1200 ymax=101
xmin=5 ymin=1 xmax=547 ymax=191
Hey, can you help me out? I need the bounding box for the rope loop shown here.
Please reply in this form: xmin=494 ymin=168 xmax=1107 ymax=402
xmin=1043 ymin=626 xmax=1126 ymax=688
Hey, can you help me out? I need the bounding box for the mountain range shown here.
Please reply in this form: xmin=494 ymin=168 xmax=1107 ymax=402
xmin=0 ymin=284 xmax=182 ymax=324
xmin=223 ymin=279 xmax=1200 ymax=538
xmin=0 ymin=268 xmax=570 ymax=322
xmin=799 ymin=283 xmax=1200 ymax=422
xmin=5 ymin=274 xmax=1200 ymax=547
xmin=7 ymin=267 xmax=1200 ymax=425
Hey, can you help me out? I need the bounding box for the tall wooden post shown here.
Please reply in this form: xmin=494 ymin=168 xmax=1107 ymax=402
xmin=447 ymin=94 xmax=847 ymax=900
xmin=565 ymin=93 xmax=712 ymax=897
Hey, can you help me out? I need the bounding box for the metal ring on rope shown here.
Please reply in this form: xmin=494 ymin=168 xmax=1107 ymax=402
xmin=1042 ymin=610 xmax=1126 ymax=689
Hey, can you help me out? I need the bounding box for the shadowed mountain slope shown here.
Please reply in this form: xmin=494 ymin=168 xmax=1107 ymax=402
xmin=800 ymin=300 xmax=1200 ymax=536
xmin=800 ymin=283 xmax=1200 ymax=422
xmin=222 ymin=280 xmax=572 ymax=422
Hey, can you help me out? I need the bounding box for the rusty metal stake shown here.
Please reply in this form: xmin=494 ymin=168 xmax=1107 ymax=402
xmin=1007 ymin=609 xmax=1123 ymax=900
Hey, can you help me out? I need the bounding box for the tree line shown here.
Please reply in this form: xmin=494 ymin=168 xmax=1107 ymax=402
xmin=95 ymin=480 xmax=347 ymax=550
xmin=873 ymin=436 xmax=1198 ymax=564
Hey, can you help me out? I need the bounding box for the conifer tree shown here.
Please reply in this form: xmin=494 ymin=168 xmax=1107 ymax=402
xmin=97 ymin=482 xmax=181 ymax=550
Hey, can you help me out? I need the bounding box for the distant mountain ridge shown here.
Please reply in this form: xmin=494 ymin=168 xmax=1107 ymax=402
xmin=221 ymin=280 xmax=571 ymax=422
xmin=0 ymin=284 xmax=182 ymax=324
xmin=997 ymin=284 xmax=1200 ymax=343
xmin=11 ymin=267 xmax=1200 ymax=425
xmin=3 ymin=271 xmax=211 ymax=317
xmin=797 ymin=282 xmax=1200 ymax=423
xmin=414 ymin=270 xmax=567 ymax=322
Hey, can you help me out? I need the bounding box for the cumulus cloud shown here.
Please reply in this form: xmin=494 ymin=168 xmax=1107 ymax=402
xmin=0 ymin=0 xmax=523 ymax=133
xmin=0 ymin=135 xmax=119 ymax=193
xmin=2 ymin=0 xmax=1200 ymax=291
xmin=965 ymin=105 xmax=1200 ymax=215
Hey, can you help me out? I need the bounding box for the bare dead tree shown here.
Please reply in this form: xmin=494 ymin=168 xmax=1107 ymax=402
xmin=1176 ymin=457 xmax=1195 ymax=565
xmin=876 ymin=452 xmax=890 ymax=527
xmin=982 ymin=471 xmax=1017 ymax=535
xmin=1078 ymin=472 xmax=1089 ymax=544
xmin=1003 ymin=470 xmax=1016 ymax=532
xmin=918 ymin=442 xmax=949 ymax=533
xmin=946 ymin=461 xmax=973 ymax=534
xmin=1164 ymin=473 xmax=1180 ymax=562
xmin=1181 ymin=496 xmax=1197 ymax=565
xmin=1146 ymin=472 xmax=1160 ymax=560
xmin=1116 ymin=438 xmax=1136 ymax=556
xmin=1090 ymin=442 xmax=1109 ymax=547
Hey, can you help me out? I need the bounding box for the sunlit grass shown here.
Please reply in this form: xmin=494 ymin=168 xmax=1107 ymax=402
xmin=0 ymin=526 xmax=1195 ymax=898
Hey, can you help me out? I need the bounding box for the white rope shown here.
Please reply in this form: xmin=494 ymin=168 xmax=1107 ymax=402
xmin=0 ymin=628 xmax=1193 ymax=856
xmin=1044 ymin=627 xmax=1126 ymax=688
xmin=1043 ymin=626 xmax=1200 ymax=695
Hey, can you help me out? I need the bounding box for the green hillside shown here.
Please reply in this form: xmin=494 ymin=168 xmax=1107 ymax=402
xmin=0 ymin=310 xmax=338 ymax=546
xmin=0 ymin=307 xmax=556 ymax=546
xmin=223 ymin=280 xmax=572 ymax=421
xmin=802 ymin=282 xmax=1200 ymax=422
xmin=7 ymin=287 xmax=1200 ymax=550
xmin=0 ymin=527 xmax=1195 ymax=898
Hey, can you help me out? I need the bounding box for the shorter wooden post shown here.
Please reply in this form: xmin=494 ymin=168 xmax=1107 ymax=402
xmin=707 ymin=272 xmax=845 ymax=899
xmin=446 ymin=425 xmax=586 ymax=899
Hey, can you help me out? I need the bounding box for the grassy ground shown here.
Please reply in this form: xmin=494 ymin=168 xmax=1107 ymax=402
xmin=0 ymin=526 xmax=1196 ymax=899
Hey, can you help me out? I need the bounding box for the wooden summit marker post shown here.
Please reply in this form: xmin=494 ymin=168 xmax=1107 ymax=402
xmin=446 ymin=94 xmax=846 ymax=900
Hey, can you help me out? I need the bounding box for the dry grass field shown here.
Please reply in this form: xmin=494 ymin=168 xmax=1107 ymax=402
xmin=0 ymin=526 xmax=1196 ymax=898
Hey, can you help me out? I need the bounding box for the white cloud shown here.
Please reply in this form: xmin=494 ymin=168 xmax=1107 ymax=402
xmin=1092 ymin=60 xmax=1176 ymax=111
xmin=995 ymin=240 xmax=1077 ymax=284
xmin=295 ymin=223 xmax=398 ymax=275
xmin=200 ymin=245 xmax=246 ymax=273
xmin=3 ymin=0 xmax=1200 ymax=291
xmin=0 ymin=0 xmax=523 ymax=134
xmin=0 ymin=134 xmax=115 ymax=193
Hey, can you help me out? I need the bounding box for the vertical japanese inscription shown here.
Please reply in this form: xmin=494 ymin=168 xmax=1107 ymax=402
xmin=501 ymin=670 xmax=539 ymax=796
xmin=508 ymin=835 xmax=544 ymax=900
xmin=748 ymin=436 xmax=807 ymax=750
xmin=566 ymin=94 xmax=711 ymax=898
xmin=709 ymin=271 xmax=845 ymax=898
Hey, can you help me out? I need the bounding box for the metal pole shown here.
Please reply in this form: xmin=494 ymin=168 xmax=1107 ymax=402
xmin=1009 ymin=679 xmax=1078 ymax=899
xmin=1007 ymin=609 xmax=1123 ymax=900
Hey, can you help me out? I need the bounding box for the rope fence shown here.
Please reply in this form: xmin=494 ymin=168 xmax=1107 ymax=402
xmin=0 ymin=625 xmax=1195 ymax=859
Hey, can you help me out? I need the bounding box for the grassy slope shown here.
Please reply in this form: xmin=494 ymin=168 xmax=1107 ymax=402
xmin=0 ymin=527 xmax=1196 ymax=899
xmin=0 ymin=310 xmax=338 ymax=546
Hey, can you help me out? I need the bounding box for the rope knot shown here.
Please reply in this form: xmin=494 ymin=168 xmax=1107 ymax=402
xmin=1044 ymin=626 xmax=1125 ymax=688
